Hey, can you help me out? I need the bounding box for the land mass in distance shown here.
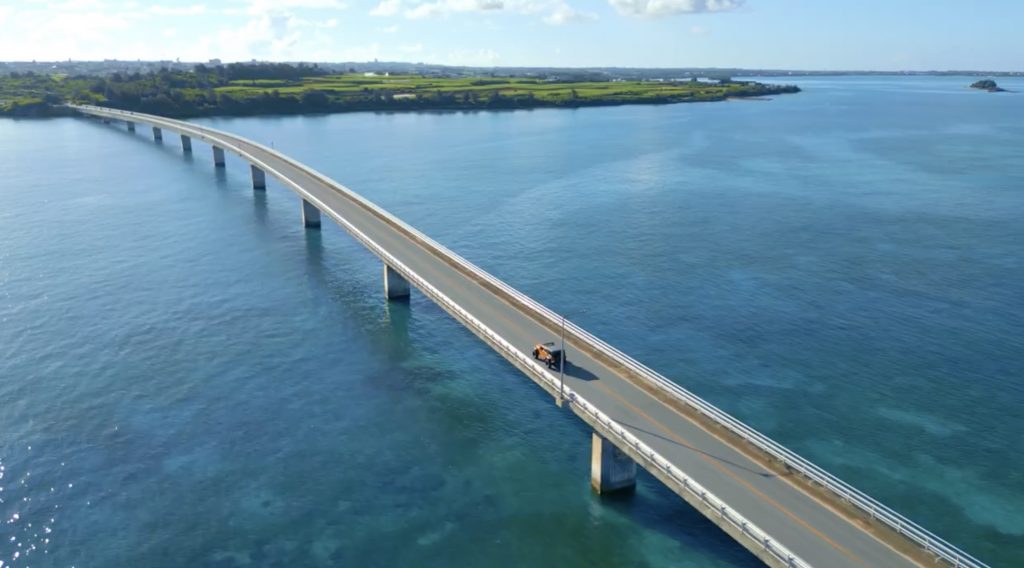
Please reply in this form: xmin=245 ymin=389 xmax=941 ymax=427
xmin=0 ymin=62 xmax=800 ymax=118
xmin=970 ymin=79 xmax=1007 ymax=92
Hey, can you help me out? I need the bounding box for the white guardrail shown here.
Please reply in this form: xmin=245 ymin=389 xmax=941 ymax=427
xmin=73 ymin=105 xmax=988 ymax=568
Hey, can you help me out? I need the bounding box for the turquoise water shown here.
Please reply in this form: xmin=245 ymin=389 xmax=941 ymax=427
xmin=1 ymin=76 xmax=1022 ymax=567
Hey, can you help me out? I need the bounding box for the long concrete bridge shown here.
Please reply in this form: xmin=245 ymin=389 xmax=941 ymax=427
xmin=72 ymin=104 xmax=989 ymax=568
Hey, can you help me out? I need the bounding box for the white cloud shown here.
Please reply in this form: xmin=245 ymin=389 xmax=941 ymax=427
xmin=252 ymin=0 xmax=346 ymax=8
xmin=543 ymin=3 xmax=596 ymax=25
xmin=689 ymin=24 xmax=708 ymax=34
xmin=202 ymin=11 xmax=301 ymax=60
xmin=225 ymin=0 xmax=347 ymax=16
xmin=149 ymin=4 xmax=208 ymax=16
xmin=46 ymin=0 xmax=108 ymax=11
xmin=0 ymin=1 xmax=148 ymax=60
xmin=369 ymin=0 xmax=402 ymax=16
xmin=405 ymin=0 xmax=504 ymax=19
xmin=381 ymin=24 xmax=400 ymax=32
xmin=200 ymin=0 xmax=349 ymax=61
xmin=370 ymin=0 xmax=591 ymax=24
xmin=608 ymin=0 xmax=744 ymax=17
xmin=0 ymin=0 xmax=352 ymax=61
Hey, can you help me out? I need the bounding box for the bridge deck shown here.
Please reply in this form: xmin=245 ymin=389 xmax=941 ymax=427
xmin=73 ymin=106 xmax=927 ymax=568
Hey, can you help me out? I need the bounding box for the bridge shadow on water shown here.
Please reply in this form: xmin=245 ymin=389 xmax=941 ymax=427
xmin=85 ymin=113 xmax=423 ymax=371
xmin=300 ymin=227 xmax=415 ymax=360
xmin=213 ymin=165 xmax=229 ymax=185
xmin=383 ymin=298 xmax=412 ymax=350
xmin=598 ymin=474 xmax=765 ymax=568
xmin=251 ymin=185 xmax=268 ymax=226
xmin=304 ymin=227 xmax=323 ymax=260
xmin=85 ymin=114 xmax=779 ymax=568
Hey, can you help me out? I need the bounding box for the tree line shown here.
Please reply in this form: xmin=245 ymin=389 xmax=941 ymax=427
xmin=1 ymin=63 xmax=799 ymax=118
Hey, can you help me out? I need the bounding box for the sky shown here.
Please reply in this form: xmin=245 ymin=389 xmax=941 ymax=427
xmin=0 ymin=0 xmax=1021 ymax=71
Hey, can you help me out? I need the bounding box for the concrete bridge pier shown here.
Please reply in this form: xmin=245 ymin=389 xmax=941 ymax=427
xmin=212 ymin=146 xmax=226 ymax=167
xmin=251 ymin=165 xmax=266 ymax=190
xmin=301 ymin=199 xmax=321 ymax=229
xmin=591 ymin=433 xmax=636 ymax=494
xmin=126 ymin=120 xmax=135 ymax=132
xmin=180 ymin=134 xmax=192 ymax=153
xmin=152 ymin=126 xmax=163 ymax=141
xmin=384 ymin=264 xmax=411 ymax=300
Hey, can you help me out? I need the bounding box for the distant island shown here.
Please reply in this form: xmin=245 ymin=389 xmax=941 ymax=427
xmin=0 ymin=62 xmax=799 ymax=118
xmin=3 ymin=59 xmax=1023 ymax=80
xmin=970 ymin=79 xmax=1006 ymax=92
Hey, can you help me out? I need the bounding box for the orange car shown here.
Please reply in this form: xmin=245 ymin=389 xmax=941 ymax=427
xmin=532 ymin=341 xmax=563 ymax=369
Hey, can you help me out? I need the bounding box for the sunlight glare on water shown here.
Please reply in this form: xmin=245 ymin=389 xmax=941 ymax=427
xmin=1 ymin=75 xmax=1022 ymax=567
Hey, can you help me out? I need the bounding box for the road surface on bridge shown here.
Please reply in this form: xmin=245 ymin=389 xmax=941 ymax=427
xmin=70 ymin=104 xmax=981 ymax=568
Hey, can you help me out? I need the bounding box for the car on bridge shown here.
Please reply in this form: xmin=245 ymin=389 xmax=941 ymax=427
xmin=532 ymin=341 xmax=563 ymax=369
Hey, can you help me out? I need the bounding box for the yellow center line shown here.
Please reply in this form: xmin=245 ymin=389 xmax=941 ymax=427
xmin=278 ymin=153 xmax=872 ymax=564
xmin=588 ymin=377 xmax=873 ymax=568
xmin=444 ymin=288 xmax=868 ymax=564
xmin=442 ymin=293 xmax=871 ymax=564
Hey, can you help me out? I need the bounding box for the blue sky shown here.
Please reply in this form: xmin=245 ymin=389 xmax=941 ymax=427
xmin=0 ymin=0 xmax=1020 ymax=70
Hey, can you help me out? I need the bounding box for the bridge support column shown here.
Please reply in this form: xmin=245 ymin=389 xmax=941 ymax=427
xmin=591 ymin=434 xmax=636 ymax=494
xmin=152 ymin=126 xmax=163 ymax=141
xmin=212 ymin=146 xmax=225 ymax=167
xmin=251 ymin=165 xmax=266 ymax=190
xmin=180 ymin=134 xmax=192 ymax=153
xmin=384 ymin=264 xmax=410 ymax=300
xmin=126 ymin=120 xmax=135 ymax=132
xmin=301 ymin=199 xmax=321 ymax=228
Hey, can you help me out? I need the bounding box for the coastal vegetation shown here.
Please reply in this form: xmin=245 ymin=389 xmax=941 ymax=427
xmin=0 ymin=63 xmax=799 ymax=118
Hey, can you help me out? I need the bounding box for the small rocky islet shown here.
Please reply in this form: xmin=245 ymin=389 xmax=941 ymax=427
xmin=970 ymin=79 xmax=1006 ymax=92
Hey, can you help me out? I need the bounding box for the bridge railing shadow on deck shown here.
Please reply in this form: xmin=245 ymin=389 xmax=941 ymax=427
xmin=71 ymin=104 xmax=989 ymax=568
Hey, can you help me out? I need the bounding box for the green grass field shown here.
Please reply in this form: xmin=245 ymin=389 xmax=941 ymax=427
xmin=213 ymin=74 xmax=761 ymax=104
xmin=0 ymin=69 xmax=799 ymax=117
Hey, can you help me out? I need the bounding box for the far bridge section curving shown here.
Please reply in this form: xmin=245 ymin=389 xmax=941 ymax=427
xmin=70 ymin=104 xmax=990 ymax=568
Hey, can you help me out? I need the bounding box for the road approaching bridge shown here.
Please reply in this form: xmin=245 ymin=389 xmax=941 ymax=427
xmin=72 ymin=104 xmax=989 ymax=568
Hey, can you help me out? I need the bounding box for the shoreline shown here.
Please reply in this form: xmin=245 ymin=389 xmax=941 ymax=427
xmin=1 ymin=88 xmax=801 ymax=119
xmin=0 ymin=69 xmax=800 ymax=119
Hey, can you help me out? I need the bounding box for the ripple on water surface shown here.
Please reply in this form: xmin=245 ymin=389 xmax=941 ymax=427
xmin=1 ymin=76 xmax=1022 ymax=567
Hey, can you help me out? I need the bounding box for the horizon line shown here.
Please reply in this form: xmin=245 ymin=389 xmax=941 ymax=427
xmin=2 ymin=59 xmax=1022 ymax=75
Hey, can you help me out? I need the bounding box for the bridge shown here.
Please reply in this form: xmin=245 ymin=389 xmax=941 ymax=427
xmin=72 ymin=104 xmax=988 ymax=568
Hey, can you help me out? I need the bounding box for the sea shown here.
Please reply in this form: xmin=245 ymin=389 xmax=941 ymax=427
xmin=1 ymin=76 xmax=1022 ymax=567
